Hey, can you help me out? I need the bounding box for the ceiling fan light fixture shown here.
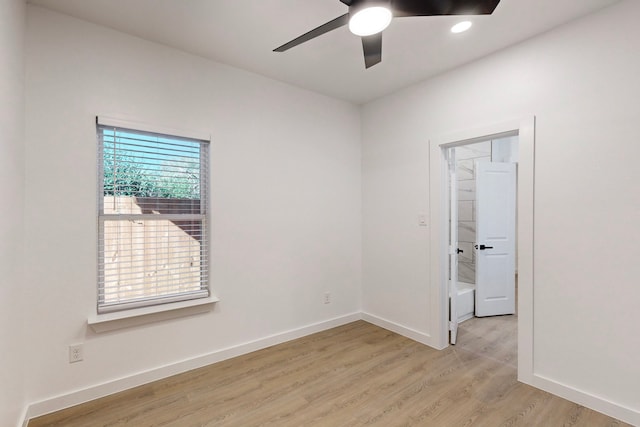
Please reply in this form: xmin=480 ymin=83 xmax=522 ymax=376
xmin=451 ymin=21 xmax=473 ymax=34
xmin=273 ymin=0 xmax=501 ymax=69
xmin=349 ymin=6 xmax=392 ymax=36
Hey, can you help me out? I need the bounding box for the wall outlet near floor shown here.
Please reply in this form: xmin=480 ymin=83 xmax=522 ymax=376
xmin=324 ymin=292 xmax=331 ymax=304
xmin=69 ymin=344 xmax=83 ymax=363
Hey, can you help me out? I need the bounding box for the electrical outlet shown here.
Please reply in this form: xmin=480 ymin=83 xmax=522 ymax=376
xmin=69 ymin=344 xmax=83 ymax=363
xmin=324 ymin=292 xmax=331 ymax=304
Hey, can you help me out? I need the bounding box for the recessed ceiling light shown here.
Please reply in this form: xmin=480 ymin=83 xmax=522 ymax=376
xmin=451 ymin=21 xmax=472 ymax=34
xmin=349 ymin=6 xmax=393 ymax=36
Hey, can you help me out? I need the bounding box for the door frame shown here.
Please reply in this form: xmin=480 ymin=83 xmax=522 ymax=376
xmin=428 ymin=117 xmax=535 ymax=384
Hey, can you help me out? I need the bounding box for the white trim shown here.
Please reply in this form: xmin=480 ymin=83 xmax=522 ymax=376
xmin=88 ymin=295 xmax=220 ymax=333
xmin=516 ymin=117 xmax=535 ymax=385
xmin=428 ymin=116 xmax=535 ymax=375
xmin=361 ymin=312 xmax=440 ymax=349
xmin=530 ymin=374 xmax=640 ymax=426
xmin=428 ymin=139 xmax=450 ymax=350
xmin=21 ymin=309 xmax=640 ymax=426
xmin=96 ymin=115 xmax=211 ymax=142
xmin=20 ymin=406 xmax=31 ymax=427
xmin=24 ymin=312 xmax=362 ymax=423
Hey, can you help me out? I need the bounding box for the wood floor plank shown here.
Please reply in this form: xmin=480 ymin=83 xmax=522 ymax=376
xmin=29 ymin=318 xmax=631 ymax=427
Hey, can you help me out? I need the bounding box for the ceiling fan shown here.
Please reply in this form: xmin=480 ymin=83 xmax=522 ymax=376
xmin=274 ymin=0 xmax=501 ymax=68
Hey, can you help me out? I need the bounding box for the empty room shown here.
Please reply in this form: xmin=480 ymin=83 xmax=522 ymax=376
xmin=1 ymin=0 xmax=638 ymax=426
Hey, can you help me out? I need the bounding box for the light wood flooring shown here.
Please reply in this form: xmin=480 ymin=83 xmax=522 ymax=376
xmin=29 ymin=317 xmax=630 ymax=426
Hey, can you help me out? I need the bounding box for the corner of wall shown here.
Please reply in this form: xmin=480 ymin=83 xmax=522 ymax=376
xmin=0 ymin=0 xmax=27 ymax=426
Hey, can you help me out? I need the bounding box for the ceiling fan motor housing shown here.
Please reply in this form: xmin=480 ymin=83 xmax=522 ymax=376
xmin=348 ymin=0 xmax=392 ymax=17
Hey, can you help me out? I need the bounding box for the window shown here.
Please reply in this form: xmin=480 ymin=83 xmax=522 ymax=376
xmin=97 ymin=118 xmax=210 ymax=313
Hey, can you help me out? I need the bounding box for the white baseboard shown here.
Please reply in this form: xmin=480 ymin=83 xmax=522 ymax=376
xmin=23 ymin=312 xmax=361 ymax=425
xmin=20 ymin=406 xmax=31 ymax=427
xmin=361 ymin=312 xmax=640 ymax=425
xmin=21 ymin=312 xmax=639 ymax=427
xmin=528 ymin=374 xmax=640 ymax=426
xmin=361 ymin=312 xmax=436 ymax=348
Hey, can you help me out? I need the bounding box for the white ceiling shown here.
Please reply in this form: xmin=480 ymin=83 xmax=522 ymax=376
xmin=28 ymin=0 xmax=619 ymax=104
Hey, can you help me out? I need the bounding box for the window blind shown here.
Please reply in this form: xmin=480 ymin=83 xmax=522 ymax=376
xmin=97 ymin=123 xmax=210 ymax=313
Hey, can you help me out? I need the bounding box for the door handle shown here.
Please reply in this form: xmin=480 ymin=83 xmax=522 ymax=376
xmin=475 ymin=244 xmax=494 ymax=250
xmin=456 ymin=248 xmax=464 ymax=254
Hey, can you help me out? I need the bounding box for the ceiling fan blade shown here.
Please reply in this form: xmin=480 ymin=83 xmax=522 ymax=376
xmin=362 ymin=33 xmax=382 ymax=69
xmin=274 ymin=13 xmax=350 ymax=52
xmin=392 ymin=0 xmax=500 ymax=17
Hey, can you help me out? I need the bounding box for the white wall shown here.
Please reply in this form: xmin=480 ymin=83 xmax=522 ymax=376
xmin=0 ymin=1 xmax=26 ymax=426
xmin=362 ymin=0 xmax=639 ymax=423
xmin=24 ymin=5 xmax=361 ymax=415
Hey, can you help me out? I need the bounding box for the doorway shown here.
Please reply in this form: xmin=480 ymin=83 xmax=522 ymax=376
xmin=448 ymin=136 xmax=518 ymax=344
xmin=428 ymin=117 xmax=535 ymax=384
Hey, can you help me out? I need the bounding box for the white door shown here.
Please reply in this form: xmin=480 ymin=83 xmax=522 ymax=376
xmin=449 ymin=149 xmax=459 ymax=344
xmin=475 ymin=162 xmax=516 ymax=317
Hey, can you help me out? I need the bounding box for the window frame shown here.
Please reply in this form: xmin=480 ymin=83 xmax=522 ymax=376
xmin=96 ymin=116 xmax=211 ymax=314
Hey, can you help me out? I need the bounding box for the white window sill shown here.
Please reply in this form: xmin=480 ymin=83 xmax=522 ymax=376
xmin=88 ymin=295 xmax=219 ymax=333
